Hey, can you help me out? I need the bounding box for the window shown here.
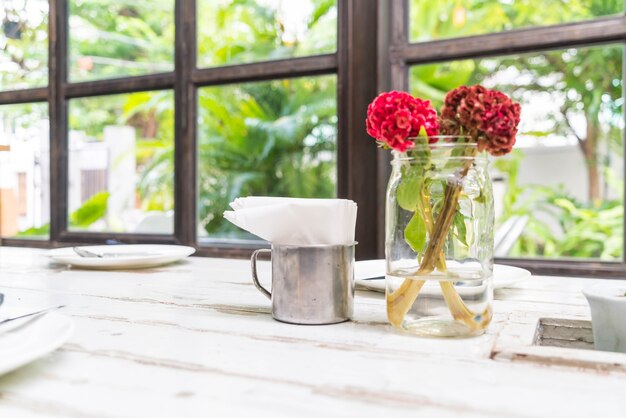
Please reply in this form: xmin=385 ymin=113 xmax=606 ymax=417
xmin=409 ymin=44 xmax=624 ymax=262
xmin=0 ymin=0 xmax=48 ymax=90
xmin=196 ymin=0 xmax=337 ymax=67
xmin=68 ymin=0 xmax=175 ymax=82
xmin=387 ymin=1 xmax=626 ymax=276
xmin=3 ymin=1 xmax=622 ymax=276
xmin=68 ymin=91 xmax=175 ymax=234
xmin=408 ymin=0 xmax=622 ymax=43
xmin=0 ymin=1 xmax=378 ymax=258
xmin=0 ymin=102 xmax=49 ymax=240
xmin=197 ymin=75 xmax=337 ymax=243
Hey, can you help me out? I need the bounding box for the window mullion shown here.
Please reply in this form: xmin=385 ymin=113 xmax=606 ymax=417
xmin=174 ymin=0 xmax=197 ymax=246
xmin=49 ymin=0 xmax=69 ymax=243
xmin=397 ymin=16 xmax=626 ymax=65
xmin=191 ymin=55 xmax=337 ymax=86
xmin=338 ymin=0 xmax=380 ymax=259
xmin=0 ymin=88 xmax=48 ymax=105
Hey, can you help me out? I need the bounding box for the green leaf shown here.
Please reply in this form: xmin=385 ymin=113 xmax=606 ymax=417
xmin=70 ymin=192 xmax=110 ymax=227
xmin=396 ymin=173 xmax=422 ymax=211
xmin=453 ymin=211 xmax=468 ymax=247
xmin=15 ymin=224 xmax=50 ymax=237
xmin=521 ymin=130 xmax=552 ymax=137
xmin=405 ymin=212 xmax=427 ymax=253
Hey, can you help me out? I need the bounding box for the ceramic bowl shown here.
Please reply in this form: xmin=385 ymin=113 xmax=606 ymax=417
xmin=583 ymin=283 xmax=626 ymax=353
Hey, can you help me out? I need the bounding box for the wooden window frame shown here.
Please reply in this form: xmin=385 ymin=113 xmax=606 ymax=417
xmin=0 ymin=0 xmax=384 ymax=261
xmin=3 ymin=0 xmax=623 ymax=277
xmin=382 ymin=0 xmax=626 ymax=277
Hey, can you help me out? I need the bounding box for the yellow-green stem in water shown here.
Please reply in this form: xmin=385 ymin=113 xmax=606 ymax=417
xmin=387 ymin=185 xmax=461 ymax=326
xmin=387 ymin=148 xmax=492 ymax=330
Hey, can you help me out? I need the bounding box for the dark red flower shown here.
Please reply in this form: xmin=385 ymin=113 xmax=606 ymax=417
xmin=366 ymin=91 xmax=439 ymax=152
xmin=439 ymin=85 xmax=521 ymax=156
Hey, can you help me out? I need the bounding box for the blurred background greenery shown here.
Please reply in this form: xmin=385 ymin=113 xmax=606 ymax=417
xmin=1 ymin=0 xmax=623 ymax=259
xmin=409 ymin=0 xmax=623 ymax=260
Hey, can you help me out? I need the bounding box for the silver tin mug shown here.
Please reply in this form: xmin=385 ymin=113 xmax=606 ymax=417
xmin=251 ymin=243 xmax=356 ymax=325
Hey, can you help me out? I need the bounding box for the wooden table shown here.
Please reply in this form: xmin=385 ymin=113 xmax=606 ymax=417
xmin=0 ymin=247 xmax=624 ymax=418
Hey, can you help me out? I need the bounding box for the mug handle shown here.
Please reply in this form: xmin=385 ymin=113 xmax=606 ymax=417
xmin=251 ymin=249 xmax=271 ymax=299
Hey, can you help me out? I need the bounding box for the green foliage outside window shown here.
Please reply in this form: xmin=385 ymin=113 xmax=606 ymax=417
xmin=17 ymin=192 xmax=110 ymax=237
xmin=65 ymin=0 xmax=337 ymax=238
xmin=409 ymin=0 xmax=624 ymax=260
xmin=4 ymin=0 xmax=624 ymax=258
xmin=197 ymin=77 xmax=337 ymax=238
xmin=494 ymin=153 xmax=622 ymax=260
xmin=0 ymin=0 xmax=48 ymax=89
xmin=69 ymin=0 xmax=174 ymax=81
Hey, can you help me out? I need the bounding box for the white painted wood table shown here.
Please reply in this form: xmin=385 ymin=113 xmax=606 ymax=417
xmin=0 ymin=247 xmax=625 ymax=418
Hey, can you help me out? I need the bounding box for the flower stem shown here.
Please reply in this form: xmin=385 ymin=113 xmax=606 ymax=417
xmin=386 ymin=182 xmax=446 ymax=326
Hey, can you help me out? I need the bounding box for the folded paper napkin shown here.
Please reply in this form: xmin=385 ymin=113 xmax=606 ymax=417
xmin=224 ymin=197 xmax=358 ymax=246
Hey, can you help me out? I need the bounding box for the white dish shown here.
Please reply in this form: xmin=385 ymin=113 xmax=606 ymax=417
xmin=48 ymin=244 xmax=196 ymax=270
xmin=355 ymin=259 xmax=531 ymax=292
xmin=0 ymin=311 xmax=74 ymax=376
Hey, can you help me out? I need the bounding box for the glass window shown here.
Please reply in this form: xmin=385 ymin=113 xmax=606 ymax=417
xmin=68 ymin=91 xmax=174 ymax=234
xmin=68 ymin=0 xmax=174 ymax=82
xmin=0 ymin=103 xmax=49 ymax=239
xmin=197 ymin=0 xmax=337 ymax=68
xmin=410 ymin=44 xmax=624 ymax=261
xmin=409 ymin=0 xmax=623 ymax=43
xmin=0 ymin=0 xmax=48 ymax=90
xmin=197 ymin=75 xmax=337 ymax=243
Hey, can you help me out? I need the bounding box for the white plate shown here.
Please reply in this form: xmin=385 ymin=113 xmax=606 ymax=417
xmin=48 ymin=244 xmax=196 ymax=270
xmin=355 ymin=259 xmax=531 ymax=292
xmin=0 ymin=312 xmax=74 ymax=376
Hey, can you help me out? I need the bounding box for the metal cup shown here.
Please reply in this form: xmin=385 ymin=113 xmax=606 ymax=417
xmin=251 ymin=243 xmax=356 ymax=325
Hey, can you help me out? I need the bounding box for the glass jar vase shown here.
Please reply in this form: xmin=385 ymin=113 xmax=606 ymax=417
xmin=385 ymin=140 xmax=494 ymax=337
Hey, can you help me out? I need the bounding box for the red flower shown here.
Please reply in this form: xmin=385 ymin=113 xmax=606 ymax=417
xmin=439 ymin=85 xmax=521 ymax=156
xmin=366 ymin=91 xmax=439 ymax=152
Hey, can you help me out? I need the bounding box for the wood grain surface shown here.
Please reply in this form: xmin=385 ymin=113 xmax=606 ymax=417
xmin=0 ymin=247 xmax=624 ymax=418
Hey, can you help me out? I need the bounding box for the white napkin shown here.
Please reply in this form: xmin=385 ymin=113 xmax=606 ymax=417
xmin=224 ymin=197 xmax=358 ymax=246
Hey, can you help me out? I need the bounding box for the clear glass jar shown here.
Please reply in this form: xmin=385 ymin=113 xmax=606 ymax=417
xmin=385 ymin=141 xmax=494 ymax=337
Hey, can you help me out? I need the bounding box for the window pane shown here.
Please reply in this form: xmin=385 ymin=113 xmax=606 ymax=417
xmin=197 ymin=75 xmax=337 ymax=243
xmin=0 ymin=0 xmax=48 ymax=90
xmin=410 ymin=0 xmax=623 ymax=43
xmin=69 ymin=0 xmax=174 ymax=82
xmin=197 ymin=0 xmax=337 ymax=68
xmin=0 ymin=103 xmax=49 ymax=239
xmin=68 ymin=91 xmax=174 ymax=234
xmin=409 ymin=44 xmax=624 ymax=261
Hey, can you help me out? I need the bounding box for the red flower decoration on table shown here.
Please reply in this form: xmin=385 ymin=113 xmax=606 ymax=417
xmin=439 ymin=85 xmax=521 ymax=156
xmin=366 ymin=91 xmax=439 ymax=152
